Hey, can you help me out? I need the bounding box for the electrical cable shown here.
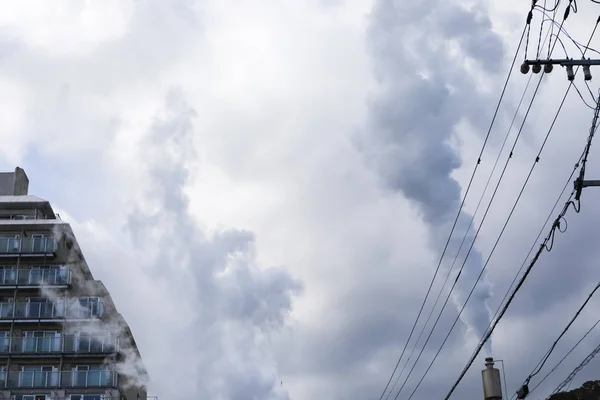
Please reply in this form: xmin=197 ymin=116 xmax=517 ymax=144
xmin=534 ymin=0 xmax=561 ymax=13
xmin=441 ymin=87 xmax=600 ymax=400
xmin=539 ymin=11 xmax=600 ymax=57
xmin=527 ymin=316 xmax=600 ymax=397
xmin=474 ymin=82 xmax=600 ymax=381
xmin=375 ymin=19 xmax=530 ymax=400
xmin=473 ymin=147 xmax=583 ymax=369
xmin=438 ymin=17 xmax=600 ymax=400
xmin=573 ymin=82 xmax=596 ymax=109
xmin=520 ymin=281 xmax=600 ymax=386
xmin=546 ymin=339 xmax=600 ymax=398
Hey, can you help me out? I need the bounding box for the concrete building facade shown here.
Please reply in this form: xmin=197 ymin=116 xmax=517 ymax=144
xmin=0 ymin=168 xmax=149 ymax=400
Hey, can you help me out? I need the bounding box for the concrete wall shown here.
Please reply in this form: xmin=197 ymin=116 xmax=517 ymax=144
xmin=0 ymin=168 xmax=29 ymax=196
xmin=0 ymin=173 xmax=15 ymax=196
xmin=13 ymin=168 xmax=29 ymax=196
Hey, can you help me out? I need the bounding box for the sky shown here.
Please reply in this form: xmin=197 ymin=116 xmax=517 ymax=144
xmin=2 ymin=1 xmax=600 ymax=399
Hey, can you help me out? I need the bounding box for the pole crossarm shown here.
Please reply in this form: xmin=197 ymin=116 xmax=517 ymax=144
xmin=524 ymin=59 xmax=600 ymax=66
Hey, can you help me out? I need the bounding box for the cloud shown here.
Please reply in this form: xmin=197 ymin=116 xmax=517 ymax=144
xmin=3 ymin=1 xmax=600 ymax=400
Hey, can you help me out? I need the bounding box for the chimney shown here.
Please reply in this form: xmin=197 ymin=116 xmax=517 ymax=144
xmin=482 ymin=357 xmax=503 ymax=400
xmin=0 ymin=167 xmax=29 ymax=196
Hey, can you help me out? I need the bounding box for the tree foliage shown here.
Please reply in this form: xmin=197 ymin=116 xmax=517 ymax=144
xmin=548 ymin=380 xmax=600 ymax=400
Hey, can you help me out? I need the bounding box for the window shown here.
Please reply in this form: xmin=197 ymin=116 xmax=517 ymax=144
xmin=0 ymin=366 xmax=6 ymax=386
xmin=26 ymin=297 xmax=50 ymax=318
xmin=0 ymin=298 xmax=13 ymax=318
xmin=26 ymin=297 xmax=64 ymax=318
xmin=29 ymin=265 xmax=64 ymax=285
xmin=13 ymin=395 xmax=49 ymax=400
xmin=69 ymin=395 xmax=104 ymax=400
xmin=22 ymin=331 xmax=61 ymax=353
xmin=0 ymin=235 xmax=20 ymax=253
xmin=72 ymin=365 xmax=110 ymax=387
xmin=75 ymin=331 xmax=113 ymax=353
xmin=0 ymin=266 xmax=16 ymax=284
xmin=19 ymin=366 xmax=58 ymax=388
xmin=77 ymin=297 xmax=102 ymax=318
xmin=31 ymin=234 xmax=47 ymax=253
xmin=0 ymin=331 xmax=8 ymax=353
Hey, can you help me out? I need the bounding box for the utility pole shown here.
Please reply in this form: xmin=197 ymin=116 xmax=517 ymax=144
xmin=574 ymin=93 xmax=600 ymax=201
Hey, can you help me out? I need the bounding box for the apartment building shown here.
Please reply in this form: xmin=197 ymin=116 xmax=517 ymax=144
xmin=0 ymin=167 xmax=149 ymax=400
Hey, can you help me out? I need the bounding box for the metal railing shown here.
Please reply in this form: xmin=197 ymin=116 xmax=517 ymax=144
xmin=11 ymin=398 xmax=157 ymax=400
xmin=0 ymin=268 xmax=71 ymax=285
xmin=0 ymin=214 xmax=31 ymax=220
xmin=0 ymin=335 xmax=118 ymax=354
xmin=0 ymin=370 xmax=117 ymax=388
xmin=0 ymin=237 xmax=57 ymax=255
xmin=9 ymin=397 xmax=155 ymax=400
xmin=0 ymin=302 xmax=103 ymax=319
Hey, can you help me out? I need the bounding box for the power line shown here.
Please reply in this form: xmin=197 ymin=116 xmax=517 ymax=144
xmin=440 ymin=86 xmax=600 ymax=400
xmin=546 ymin=340 xmax=600 ymax=398
xmin=515 ymin=281 xmax=600 ymax=394
xmin=375 ymin=18 xmax=529 ymax=400
xmin=470 ymin=15 xmax=600 ymax=374
xmin=522 ymin=316 xmax=600 ymax=398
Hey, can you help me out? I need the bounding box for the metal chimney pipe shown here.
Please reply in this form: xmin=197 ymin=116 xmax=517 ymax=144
xmin=482 ymin=357 xmax=503 ymax=400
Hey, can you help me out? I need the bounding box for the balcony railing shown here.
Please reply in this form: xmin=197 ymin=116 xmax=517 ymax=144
xmin=0 ymin=268 xmax=71 ymax=286
xmin=0 ymin=335 xmax=118 ymax=354
xmin=0 ymin=302 xmax=103 ymax=320
xmin=0 ymin=237 xmax=57 ymax=255
xmin=1 ymin=370 xmax=117 ymax=388
xmin=0 ymin=214 xmax=31 ymax=221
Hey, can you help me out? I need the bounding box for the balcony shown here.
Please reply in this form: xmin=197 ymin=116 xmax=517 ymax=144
xmin=1 ymin=370 xmax=117 ymax=388
xmin=0 ymin=237 xmax=57 ymax=256
xmin=0 ymin=301 xmax=103 ymax=320
xmin=0 ymin=268 xmax=71 ymax=286
xmin=0 ymin=335 xmax=118 ymax=355
xmin=0 ymin=214 xmax=31 ymax=221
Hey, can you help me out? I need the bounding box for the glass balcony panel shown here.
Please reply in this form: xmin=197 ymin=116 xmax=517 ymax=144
xmin=0 ymin=237 xmax=57 ymax=255
xmin=1 ymin=269 xmax=16 ymax=284
xmin=0 ymin=301 xmax=101 ymax=319
xmin=0 ymin=303 xmax=13 ymax=318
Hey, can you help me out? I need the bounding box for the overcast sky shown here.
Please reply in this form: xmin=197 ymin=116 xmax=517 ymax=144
xmin=3 ymin=1 xmax=600 ymax=400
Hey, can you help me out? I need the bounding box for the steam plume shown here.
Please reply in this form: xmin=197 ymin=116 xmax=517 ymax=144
xmin=359 ymin=0 xmax=506 ymax=352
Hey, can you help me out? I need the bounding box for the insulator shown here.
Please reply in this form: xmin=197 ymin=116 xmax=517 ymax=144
xmin=520 ymin=63 xmax=530 ymax=74
xmin=532 ymin=63 xmax=542 ymax=74
xmin=566 ymin=65 xmax=575 ymax=81
xmin=544 ymin=63 xmax=553 ymax=73
xmin=584 ymin=65 xmax=592 ymax=81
